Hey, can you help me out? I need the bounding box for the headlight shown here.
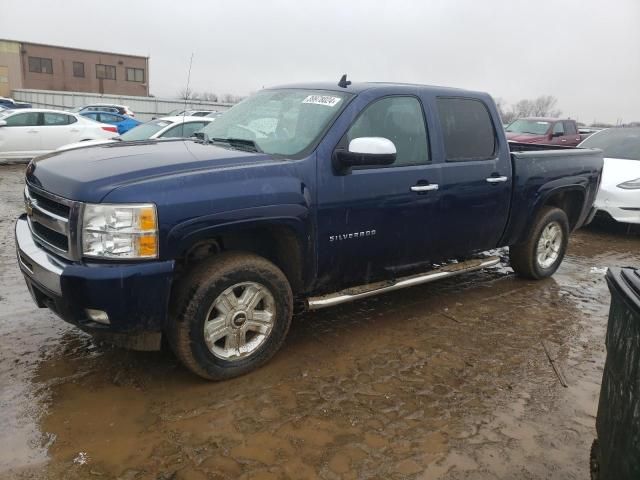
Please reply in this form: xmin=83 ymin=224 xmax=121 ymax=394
xmin=617 ymin=178 xmax=640 ymax=190
xmin=82 ymin=203 xmax=158 ymax=259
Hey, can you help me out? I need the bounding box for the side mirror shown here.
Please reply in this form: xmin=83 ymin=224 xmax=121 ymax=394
xmin=334 ymin=137 xmax=396 ymax=173
xmin=0 ymin=120 xmax=6 ymax=127
xmin=551 ymin=131 xmax=563 ymax=138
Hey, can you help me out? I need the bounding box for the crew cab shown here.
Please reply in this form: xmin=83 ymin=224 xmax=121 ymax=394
xmin=15 ymin=81 xmax=603 ymax=380
xmin=506 ymin=117 xmax=582 ymax=146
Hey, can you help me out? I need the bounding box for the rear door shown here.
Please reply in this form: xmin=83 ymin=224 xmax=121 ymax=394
xmin=40 ymin=112 xmax=77 ymax=149
xmin=562 ymin=121 xmax=581 ymax=146
xmin=433 ymin=97 xmax=512 ymax=259
xmin=0 ymin=111 xmax=42 ymax=155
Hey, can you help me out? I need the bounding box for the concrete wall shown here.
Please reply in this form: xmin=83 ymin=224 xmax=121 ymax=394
xmin=0 ymin=40 xmax=23 ymax=97
xmin=19 ymin=42 xmax=149 ymax=97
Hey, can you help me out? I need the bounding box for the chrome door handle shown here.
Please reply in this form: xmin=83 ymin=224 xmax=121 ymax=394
xmin=486 ymin=176 xmax=508 ymax=183
xmin=561 ymin=139 xmax=567 ymax=142
xmin=411 ymin=184 xmax=439 ymax=192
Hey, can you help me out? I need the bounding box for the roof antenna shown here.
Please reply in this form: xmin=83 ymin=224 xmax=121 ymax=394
xmin=338 ymin=74 xmax=351 ymax=88
xmin=182 ymin=52 xmax=194 ymax=126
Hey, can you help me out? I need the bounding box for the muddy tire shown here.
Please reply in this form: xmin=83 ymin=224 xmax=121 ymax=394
xmin=168 ymin=252 xmax=293 ymax=381
xmin=509 ymin=206 xmax=569 ymax=279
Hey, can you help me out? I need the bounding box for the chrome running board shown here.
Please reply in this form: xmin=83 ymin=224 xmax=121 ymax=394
xmin=306 ymin=256 xmax=500 ymax=310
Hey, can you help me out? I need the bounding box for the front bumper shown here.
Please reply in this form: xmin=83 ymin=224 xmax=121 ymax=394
xmin=15 ymin=215 xmax=175 ymax=335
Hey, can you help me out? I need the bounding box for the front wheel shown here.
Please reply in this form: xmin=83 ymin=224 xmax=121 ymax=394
xmin=509 ymin=206 xmax=569 ymax=279
xmin=168 ymin=252 xmax=293 ymax=380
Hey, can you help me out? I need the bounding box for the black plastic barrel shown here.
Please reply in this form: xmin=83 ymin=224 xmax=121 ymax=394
xmin=592 ymin=267 xmax=640 ymax=480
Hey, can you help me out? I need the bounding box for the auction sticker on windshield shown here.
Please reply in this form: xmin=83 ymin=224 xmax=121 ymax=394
xmin=302 ymin=95 xmax=342 ymax=107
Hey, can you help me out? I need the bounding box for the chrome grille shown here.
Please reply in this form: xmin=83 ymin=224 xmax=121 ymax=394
xmin=25 ymin=184 xmax=82 ymax=260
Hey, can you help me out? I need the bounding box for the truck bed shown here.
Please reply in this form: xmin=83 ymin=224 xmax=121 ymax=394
xmin=500 ymin=144 xmax=603 ymax=247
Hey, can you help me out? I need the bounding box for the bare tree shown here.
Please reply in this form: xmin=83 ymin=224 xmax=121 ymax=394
xmin=178 ymin=88 xmax=199 ymax=100
xmin=200 ymin=91 xmax=219 ymax=102
xmin=531 ymin=95 xmax=561 ymax=117
xmin=500 ymin=95 xmax=562 ymax=124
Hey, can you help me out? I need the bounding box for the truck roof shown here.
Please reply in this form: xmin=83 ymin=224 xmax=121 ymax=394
xmin=268 ymin=81 xmax=487 ymax=98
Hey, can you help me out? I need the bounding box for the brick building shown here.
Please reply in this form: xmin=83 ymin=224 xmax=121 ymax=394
xmin=0 ymin=39 xmax=149 ymax=97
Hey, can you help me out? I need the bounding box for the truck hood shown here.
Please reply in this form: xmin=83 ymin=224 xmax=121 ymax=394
xmin=505 ymin=132 xmax=548 ymax=143
xmin=26 ymin=139 xmax=275 ymax=202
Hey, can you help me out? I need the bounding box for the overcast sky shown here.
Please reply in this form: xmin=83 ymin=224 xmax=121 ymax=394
xmin=2 ymin=0 xmax=638 ymax=123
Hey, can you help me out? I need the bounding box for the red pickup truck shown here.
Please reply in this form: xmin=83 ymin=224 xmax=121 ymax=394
xmin=505 ymin=117 xmax=582 ymax=146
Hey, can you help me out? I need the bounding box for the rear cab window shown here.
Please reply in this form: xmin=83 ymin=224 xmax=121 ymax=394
xmin=436 ymin=97 xmax=496 ymax=161
xmin=563 ymin=121 xmax=577 ymax=135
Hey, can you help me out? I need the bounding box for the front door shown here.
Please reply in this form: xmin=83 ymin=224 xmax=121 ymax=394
xmin=0 ymin=111 xmax=41 ymax=155
xmin=40 ymin=112 xmax=76 ymax=149
xmin=562 ymin=121 xmax=582 ymax=146
xmin=316 ymin=95 xmax=441 ymax=289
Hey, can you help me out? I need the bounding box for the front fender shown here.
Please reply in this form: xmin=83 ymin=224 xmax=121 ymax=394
xmin=165 ymin=203 xmax=311 ymax=258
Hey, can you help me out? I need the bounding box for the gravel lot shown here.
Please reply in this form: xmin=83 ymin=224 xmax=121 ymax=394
xmin=0 ymin=163 xmax=638 ymax=479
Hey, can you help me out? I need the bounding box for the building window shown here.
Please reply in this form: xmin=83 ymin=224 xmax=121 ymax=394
xmin=28 ymin=56 xmax=53 ymax=74
xmin=96 ymin=64 xmax=116 ymax=80
xmin=72 ymin=61 xmax=85 ymax=78
xmin=126 ymin=67 xmax=144 ymax=83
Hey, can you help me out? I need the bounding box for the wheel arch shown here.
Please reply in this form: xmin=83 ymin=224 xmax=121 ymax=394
xmin=170 ymin=217 xmax=311 ymax=295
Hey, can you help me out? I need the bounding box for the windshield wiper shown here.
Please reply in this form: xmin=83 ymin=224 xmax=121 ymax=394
xmin=209 ymin=137 xmax=263 ymax=153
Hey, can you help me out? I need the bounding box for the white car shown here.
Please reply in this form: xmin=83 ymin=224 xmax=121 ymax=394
xmin=579 ymin=127 xmax=640 ymax=224
xmin=57 ymin=116 xmax=214 ymax=152
xmin=0 ymin=109 xmax=118 ymax=161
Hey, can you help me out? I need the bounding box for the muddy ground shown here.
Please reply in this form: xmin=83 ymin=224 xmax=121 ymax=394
xmin=0 ymin=163 xmax=638 ymax=480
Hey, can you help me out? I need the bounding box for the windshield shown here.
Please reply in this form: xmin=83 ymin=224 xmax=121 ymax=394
xmin=200 ymin=89 xmax=351 ymax=156
xmin=506 ymin=119 xmax=550 ymax=135
xmin=579 ymin=127 xmax=640 ymax=160
xmin=120 ymin=120 xmax=174 ymax=141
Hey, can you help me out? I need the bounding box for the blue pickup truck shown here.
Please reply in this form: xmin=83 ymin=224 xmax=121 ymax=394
xmin=16 ymin=81 xmax=603 ymax=380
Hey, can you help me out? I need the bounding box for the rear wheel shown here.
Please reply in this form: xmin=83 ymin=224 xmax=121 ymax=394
xmin=509 ymin=206 xmax=569 ymax=279
xmin=168 ymin=252 xmax=293 ymax=380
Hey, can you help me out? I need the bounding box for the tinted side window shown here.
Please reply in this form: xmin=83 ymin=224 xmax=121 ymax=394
xmin=159 ymin=124 xmax=184 ymax=138
xmin=43 ymin=112 xmax=72 ymax=125
xmin=346 ymin=96 xmax=429 ymax=166
xmin=437 ymin=98 xmax=496 ymax=161
xmin=564 ymin=121 xmax=577 ymax=135
xmin=182 ymin=122 xmax=206 ymax=137
xmin=553 ymin=122 xmax=565 ymax=134
xmin=161 ymin=122 xmax=205 ymax=138
xmin=5 ymin=112 xmax=39 ymax=127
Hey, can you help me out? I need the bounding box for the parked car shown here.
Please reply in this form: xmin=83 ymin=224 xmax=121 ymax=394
xmin=175 ymin=110 xmax=218 ymax=117
xmin=506 ymin=117 xmax=582 ymax=146
xmin=75 ymin=104 xmax=135 ymax=117
xmin=79 ymin=111 xmax=141 ymax=135
xmin=0 ymin=97 xmax=32 ymax=109
xmin=15 ymin=82 xmax=603 ymax=380
xmin=56 ymin=116 xmax=214 ymax=151
xmin=579 ymin=127 xmax=640 ymax=224
xmin=206 ymin=111 xmax=223 ymax=119
xmin=0 ymin=108 xmax=117 ymax=160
